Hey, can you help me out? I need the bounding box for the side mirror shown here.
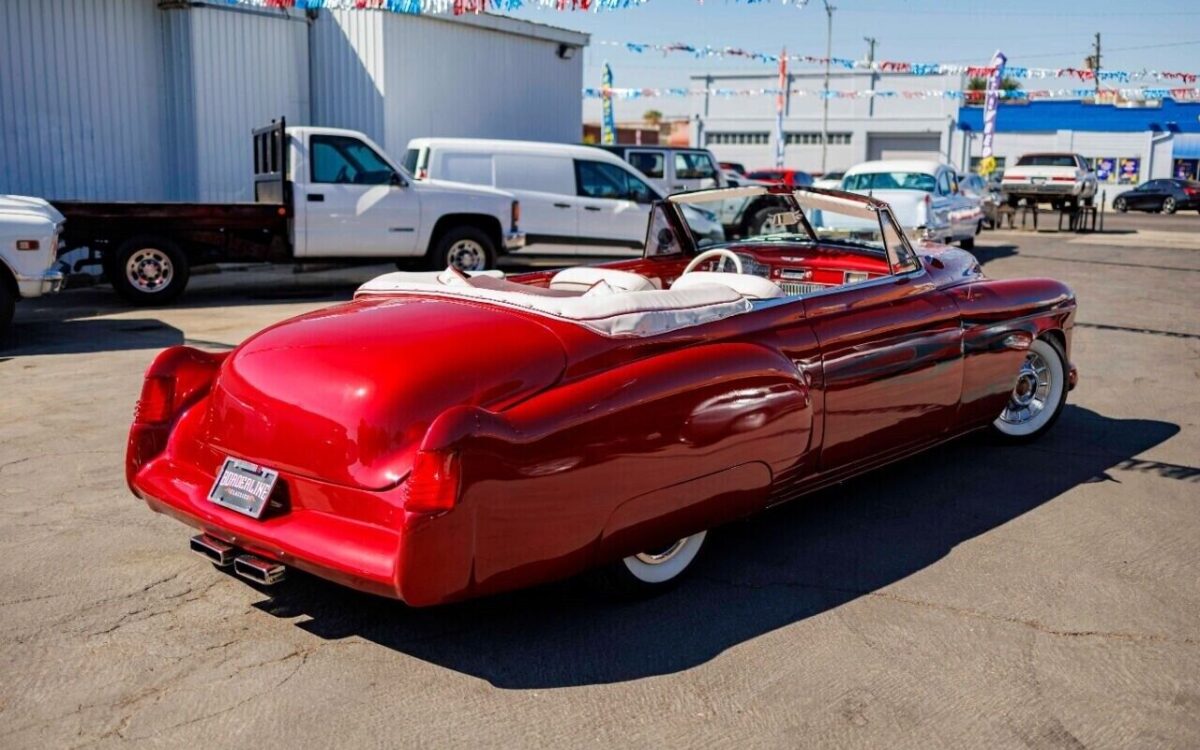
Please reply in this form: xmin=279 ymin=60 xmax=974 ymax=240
xmin=390 ymin=172 xmax=406 ymax=187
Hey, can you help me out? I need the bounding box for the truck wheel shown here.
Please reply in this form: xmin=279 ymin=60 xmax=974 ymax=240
xmin=430 ymin=226 xmax=494 ymax=272
xmin=0 ymin=280 xmax=15 ymax=343
xmin=108 ymin=237 xmax=190 ymax=306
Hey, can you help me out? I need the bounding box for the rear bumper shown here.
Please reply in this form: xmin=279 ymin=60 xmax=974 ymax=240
xmin=1002 ymin=182 xmax=1085 ymax=198
xmin=503 ymin=230 xmax=526 ymax=251
xmin=131 ymin=452 xmax=474 ymax=606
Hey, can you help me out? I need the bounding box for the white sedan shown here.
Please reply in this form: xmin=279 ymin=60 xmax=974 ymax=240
xmin=836 ymin=160 xmax=983 ymax=248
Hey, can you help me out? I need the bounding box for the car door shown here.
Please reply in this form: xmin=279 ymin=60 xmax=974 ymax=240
xmin=928 ymin=170 xmax=957 ymax=240
xmin=574 ymin=159 xmax=654 ymax=256
xmin=807 ymin=212 xmax=964 ymax=471
xmin=492 ymin=153 xmax=580 ymax=255
xmin=296 ymin=133 xmax=420 ymax=258
xmin=625 ymin=149 xmax=668 ymax=193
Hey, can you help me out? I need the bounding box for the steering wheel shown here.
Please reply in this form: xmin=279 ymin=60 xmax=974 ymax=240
xmin=682 ymin=248 xmax=744 ymax=275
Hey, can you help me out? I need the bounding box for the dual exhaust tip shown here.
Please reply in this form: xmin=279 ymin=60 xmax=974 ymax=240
xmin=190 ymin=534 xmax=286 ymax=586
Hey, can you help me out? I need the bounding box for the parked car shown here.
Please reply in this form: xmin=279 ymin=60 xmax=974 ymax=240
xmin=958 ymin=173 xmax=1004 ymax=229
xmin=745 ymin=168 xmax=814 ymax=188
xmin=597 ymin=145 xmax=728 ymax=194
xmin=838 ymin=160 xmax=983 ymax=248
xmin=52 ymin=120 xmax=522 ymax=305
xmin=812 ymin=171 xmax=845 ymax=190
xmin=1113 ymin=179 xmax=1200 ymax=214
xmin=127 ymin=185 xmax=1077 ymax=605
xmin=0 ymin=196 xmax=65 ymax=337
xmin=403 ymin=138 xmax=723 ymax=256
xmin=1000 ymin=152 xmax=1098 ymax=209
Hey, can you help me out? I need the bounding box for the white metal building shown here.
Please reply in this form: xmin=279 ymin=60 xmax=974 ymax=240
xmin=0 ymin=0 xmax=587 ymax=203
xmin=693 ymin=70 xmax=962 ymax=173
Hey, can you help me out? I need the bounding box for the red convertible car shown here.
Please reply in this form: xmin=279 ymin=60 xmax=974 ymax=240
xmin=127 ymin=186 xmax=1077 ymax=606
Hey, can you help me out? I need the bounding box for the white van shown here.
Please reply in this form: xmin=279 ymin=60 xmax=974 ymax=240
xmin=403 ymin=139 xmax=723 ymax=256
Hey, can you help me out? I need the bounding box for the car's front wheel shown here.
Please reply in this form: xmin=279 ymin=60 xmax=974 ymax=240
xmin=592 ymin=531 xmax=707 ymax=597
xmin=991 ymin=337 xmax=1068 ymax=443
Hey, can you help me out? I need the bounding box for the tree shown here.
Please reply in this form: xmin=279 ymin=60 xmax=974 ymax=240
xmin=642 ymin=109 xmax=663 ymax=126
xmin=965 ymin=75 xmax=1022 ymax=105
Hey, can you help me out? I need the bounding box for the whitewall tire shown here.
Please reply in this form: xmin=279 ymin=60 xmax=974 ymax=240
xmin=991 ymin=337 xmax=1068 ymax=442
xmin=592 ymin=531 xmax=708 ymax=597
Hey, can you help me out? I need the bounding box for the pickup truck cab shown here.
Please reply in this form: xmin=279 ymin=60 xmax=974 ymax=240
xmin=54 ymin=121 xmax=523 ymax=305
xmin=0 ymin=196 xmax=65 ymax=336
xmin=1001 ymin=152 xmax=1098 ymax=209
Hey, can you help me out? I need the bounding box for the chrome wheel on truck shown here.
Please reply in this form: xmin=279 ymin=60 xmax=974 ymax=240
xmin=991 ymin=337 xmax=1067 ymax=442
xmin=431 ymin=226 xmax=495 ymax=273
xmin=108 ymin=236 xmax=190 ymax=306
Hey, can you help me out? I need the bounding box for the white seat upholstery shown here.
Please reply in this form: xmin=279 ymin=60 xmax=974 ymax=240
xmin=355 ymin=274 xmax=752 ymax=338
xmin=549 ymin=266 xmax=658 ymax=293
xmin=362 ymin=268 xmax=505 ymax=289
xmin=671 ymin=272 xmax=785 ymax=300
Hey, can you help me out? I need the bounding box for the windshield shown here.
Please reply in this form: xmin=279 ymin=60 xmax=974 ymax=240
xmin=1016 ymin=154 xmax=1077 ymax=167
xmin=842 ymin=172 xmax=936 ymax=192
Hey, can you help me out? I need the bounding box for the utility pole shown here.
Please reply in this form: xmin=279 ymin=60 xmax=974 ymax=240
xmin=820 ymin=0 xmax=835 ymax=173
xmin=864 ymin=35 xmax=877 ymax=118
xmin=1091 ymin=32 xmax=1102 ymax=98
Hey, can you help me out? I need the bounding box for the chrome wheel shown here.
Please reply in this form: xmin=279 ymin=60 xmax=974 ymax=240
xmin=621 ymin=531 xmax=707 ymax=584
xmin=446 ymin=240 xmax=486 ymax=272
xmin=993 ymin=338 xmax=1066 ymax=439
xmin=1163 ymin=197 xmax=1177 ymax=214
xmin=125 ymin=248 xmax=174 ymax=294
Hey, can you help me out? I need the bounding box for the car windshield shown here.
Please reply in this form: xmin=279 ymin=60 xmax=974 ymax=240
xmin=842 ymin=172 xmax=936 ymax=192
xmin=1016 ymin=154 xmax=1077 ymax=167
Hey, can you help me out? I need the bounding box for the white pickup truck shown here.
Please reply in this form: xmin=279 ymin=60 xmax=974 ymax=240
xmin=54 ymin=120 xmax=523 ymax=305
xmin=1000 ymin=152 xmax=1099 ymax=209
xmin=0 ymin=196 xmax=65 ymax=337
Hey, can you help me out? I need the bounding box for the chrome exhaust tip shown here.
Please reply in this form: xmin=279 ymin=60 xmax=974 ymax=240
xmin=233 ymin=554 xmax=287 ymax=586
xmin=190 ymin=534 xmax=238 ymax=567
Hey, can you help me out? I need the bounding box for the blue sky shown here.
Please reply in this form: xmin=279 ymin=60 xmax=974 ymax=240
xmin=498 ymin=0 xmax=1200 ymax=121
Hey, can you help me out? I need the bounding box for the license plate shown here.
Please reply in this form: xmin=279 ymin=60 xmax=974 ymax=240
xmin=1030 ymin=177 xmax=1047 ymax=185
xmin=207 ymin=458 xmax=279 ymax=519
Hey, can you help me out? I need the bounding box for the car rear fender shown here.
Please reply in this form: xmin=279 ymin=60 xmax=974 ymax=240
xmin=412 ymin=342 xmax=815 ymax=599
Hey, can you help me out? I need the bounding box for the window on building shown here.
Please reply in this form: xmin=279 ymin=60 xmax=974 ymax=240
xmin=706 ymin=132 xmax=770 ymax=146
xmin=310 ymin=135 xmax=396 ymax=185
xmin=785 ymin=132 xmax=852 ymax=145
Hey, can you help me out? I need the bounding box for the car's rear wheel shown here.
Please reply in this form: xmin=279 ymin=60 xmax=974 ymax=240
xmin=990 ymin=337 xmax=1067 ymax=443
xmin=960 ymin=236 xmax=976 ymax=250
xmin=1114 ymin=197 xmax=1128 ymax=212
xmin=592 ymin=531 xmax=707 ymax=597
xmin=430 ymin=226 xmax=494 ymax=273
xmin=1162 ymin=197 xmax=1178 ymax=214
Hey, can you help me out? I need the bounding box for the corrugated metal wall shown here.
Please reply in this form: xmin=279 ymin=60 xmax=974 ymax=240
xmin=0 ymin=0 xmax=169 ymax=201
xmin=312 ymin=11 xmax=584 ymax=157
xmin=1 ymin=3 xmax=583 ymax=202
xmin=180 ymin=6 xmax=311 ymax=202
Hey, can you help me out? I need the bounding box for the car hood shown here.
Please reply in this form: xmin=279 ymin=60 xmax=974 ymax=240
xmin=200 ymin=297 xmax=566 ymax=490
xmin=0 ymin=195 xmax=65 ymax=226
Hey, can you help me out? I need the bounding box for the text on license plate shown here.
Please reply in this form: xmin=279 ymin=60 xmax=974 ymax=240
xmin=207 ymin=458 xmax=279 ymax=519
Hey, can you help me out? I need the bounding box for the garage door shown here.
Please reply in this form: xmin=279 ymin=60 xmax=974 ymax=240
xmin=867 ymin=134 xmax=942 ymax=161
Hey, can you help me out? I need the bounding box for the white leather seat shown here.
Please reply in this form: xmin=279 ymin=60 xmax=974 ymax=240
xmin=671 ymin=272 xmax=785 ymax=300
xmin=549 ymin=266 xmax=657 ymax=293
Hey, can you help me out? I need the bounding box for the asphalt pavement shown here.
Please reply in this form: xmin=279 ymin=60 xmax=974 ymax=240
xmin=2 ymin=212 xmax=1198 ymax=748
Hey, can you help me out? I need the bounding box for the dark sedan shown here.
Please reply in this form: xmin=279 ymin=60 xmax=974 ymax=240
xmin=1113 ymin=179 xmax=1200 ymax=214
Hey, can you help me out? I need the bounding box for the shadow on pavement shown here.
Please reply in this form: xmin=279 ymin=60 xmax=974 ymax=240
xmin=1 ymin=317 xmax=190 ymax=356
xmin=969 ymin=243 xmax=1019 ymax=266
xmin=247 ymin=405 xmax=1179 ymax=689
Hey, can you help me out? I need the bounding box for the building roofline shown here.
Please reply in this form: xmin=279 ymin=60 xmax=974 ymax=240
xmin=426 ymin=11 xmax=589 ymax=47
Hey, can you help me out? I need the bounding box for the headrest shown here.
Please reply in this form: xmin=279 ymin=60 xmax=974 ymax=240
xmin=671 ymin=272 xmax=785 ymax=300
xmin=549 ymin=266 xmax=658 ymax=293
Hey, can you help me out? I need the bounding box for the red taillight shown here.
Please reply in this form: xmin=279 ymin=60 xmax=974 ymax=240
xmin=1184 ymin=187 xmax=1199 ymax=196
xmin=417 ymin=168 xmax=428 ymax=180
xmin=1051 ymin=176 xmax=1076 ymax=182
xmin=135 ymin=375 xmax=175 ymax=424
xmin=405 ymin=450 xmax=461 ymax=514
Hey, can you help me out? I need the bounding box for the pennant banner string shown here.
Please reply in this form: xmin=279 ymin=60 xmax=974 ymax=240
xmin=584 ymin=86 xmax=1200 ymax=102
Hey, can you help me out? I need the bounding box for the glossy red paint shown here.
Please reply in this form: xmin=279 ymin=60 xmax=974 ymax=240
xmin=128 ymin=208 xmax=1077 ymax=606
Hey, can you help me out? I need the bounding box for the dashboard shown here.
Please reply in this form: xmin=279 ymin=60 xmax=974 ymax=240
xmin=729 ymin=244 xmax=891 ymax=296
